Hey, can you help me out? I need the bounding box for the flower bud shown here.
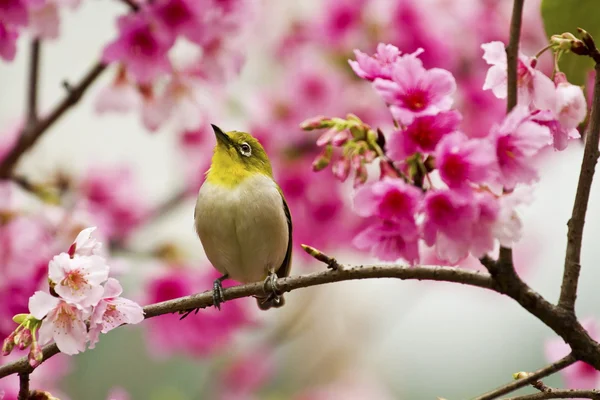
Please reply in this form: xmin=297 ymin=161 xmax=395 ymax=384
xmin=553 ymin=72 xmax=568 ymax=85
xmin=550 ymin=33 xmax=584 ymax=52
xmin=512 ymin=371 xmax=531 ymax=380
xmin=2 ymin=333 xmax=15 ymax=356
xmin=28 ymin=342 xmax=44 ymax=368
xmin=578 ymin=27 xmax=597 ymax=52
xmin=331 ymin=130 xmax=351 ymax=147
xmin=312 ymin=146 xmax=333 ymax=172
xmin=380 ymin=160 xmax=399 ymax=178
xmin=15 ymin=328 xmax=32 ymax=350
xmin=332 ymin=158 xmax=351 ymax=182
xmin=300 ymin=115 xmax=330 ymax=130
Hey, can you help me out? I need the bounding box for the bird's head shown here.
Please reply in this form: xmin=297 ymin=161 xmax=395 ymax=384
xmin=207 ymin=124 xmax=273 ymax=187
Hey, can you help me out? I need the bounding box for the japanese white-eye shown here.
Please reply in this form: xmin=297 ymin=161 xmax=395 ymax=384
xmin=194 ymin=124 xmax=292 ymax=310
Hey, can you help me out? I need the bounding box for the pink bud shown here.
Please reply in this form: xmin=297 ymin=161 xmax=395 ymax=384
xmin=332 ymin=158 xmax=351 ymax=181
xmin=312 ymin=146 xmax=333 ymax=172
xmin=554 ymin=72 xmax=568 ymax=85
xmin=28 ymin=342 xmax=43 ymax=368
xmin=331 ymin=130 xmax=351 ymax=146
xmin=353 ymin=160 xmax=368 ymax=188
xmin=2 ymin=333 xmax=15 ymax=356
xmin=300 ymin=115 xmax=329 ymax=130
xmin=316 ymin=128 xmax=338 ymax=147
xmin=15 ymin=329 xmax=32 ymax=350
xmin=380 ymin=160 xmax=399 ymax=179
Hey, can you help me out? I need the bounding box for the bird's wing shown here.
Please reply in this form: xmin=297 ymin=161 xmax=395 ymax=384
xmin=277 ymin=190 xmax=293 ymax=279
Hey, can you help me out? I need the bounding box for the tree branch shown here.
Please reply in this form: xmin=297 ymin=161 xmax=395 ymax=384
xmin=26 ymin=40 xmax=41 ymax=132
xmin=0 ymin=62 xmax=107 ymax=179
xmin=18 ymin=373 xmax=29 ymax=400
xmin=558 ymin=59 xmax=600 ymax=313
xmin=496 ymin=0 xmax=524 ymax=270
xmin=472 ymin=355 xmax=576 ymax=400
xmin=504 ymin=389 xmax=600 ymax=400
xmin=0 ymin=264 xmax=494 ymax=379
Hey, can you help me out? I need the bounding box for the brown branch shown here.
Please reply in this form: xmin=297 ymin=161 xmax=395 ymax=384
xmin=471 ymin=355 xmax=576 ymax=400
xmin=118 ymin=0 xmax=140 ymax=11
xmin=504 ymin=389 xmax=600 ymax=400
xmin=26 ymin=40 xmax=41 ymax=132
xmin=496 ymin=0 xmax=524 ymax=271
xmin=558 ymin=47 xmax=600 ymax=313
xmin=0 ymin=62 xmax=107 ymax=179
xmin=0 ymin=264 xmax=495 ymax=379
xmin=18 ymin=373 xmax=29 ymax=400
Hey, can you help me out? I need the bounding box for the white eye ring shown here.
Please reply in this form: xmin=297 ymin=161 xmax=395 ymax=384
xmin=239 ymin=142 xmax=252 ymax=157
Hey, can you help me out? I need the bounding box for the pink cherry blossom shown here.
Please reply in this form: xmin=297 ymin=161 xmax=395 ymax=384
xmin=349 ymin=43 xmax=402 ymax=82
xmin=0 ymin=22 xmax=18 ymax=61
xmin=217 ymin=347 xmax=275 ymax=400
xmin=531 ymin=82 xmax=586 ymax=151
xmin=28 ymin=1 xmax=59 ymax=39
xmin=354 ymin=178 xmax=422 ymax=224
xmin=493 ymin=186 xmax=534 ymax=247
xmin=144 ymin=267 xmax=252 ymax=358
xmin=79 ymin=165 xmax=148 ymax=240
xmin=387 ymin=110 xmax=462 ymax=160
xmin=489 ymin=105 xmax=552 ymax=189
xmin=319 ymin=0 xmax=366 ymax=47
xmin=436 ymin=132 xmax=497 ymax=188
xmin=88 ymin=278 xmax=144 ymax=349
xmin=373 ymin=49 xmax=456 ymax=124
xmin=95 ymin=67 xmax=141 ymax=114
xmin=352 ymin=219 xmax=420 ymax=263
xmin=69 ymin=226 xmax=102 ymax=257
xmin=106 ymin=387 xmax=130 ymax=400
xmin=102 ymin=13 xmax=175 ymax=83
xmin=546 ymin=318 xmax=600 ymax=389
xmin=150 ymin=0 xmax=206 ymax=44
xmin=158 ymin=74 xmax=205 ymax=131
xmin=0 ymin=0 xmax=28 ymax=26
xmin=48 ymin=252 xmax=109 ymax=307
xmin=29 ymin=291 xmax=89 ymax=355
xmin=481 ymin=41 xmax=555 ymax=108
xmin=422 ymin=189 xmax=478 ymax=263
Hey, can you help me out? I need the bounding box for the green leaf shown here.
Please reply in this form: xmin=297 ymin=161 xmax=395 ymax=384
xmin=541 ymin=0 xmax=598 ymax=85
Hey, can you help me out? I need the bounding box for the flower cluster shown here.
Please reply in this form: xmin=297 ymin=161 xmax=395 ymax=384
xmin=2 ymin=227 xmax=144 ymax=364
xmin=303 ymin=42 xmax=587 ymax=264
xmin=0 ymin=0 xmax=79 ymax=61
xmin=96 ymin=0 xmax=253 ymax=132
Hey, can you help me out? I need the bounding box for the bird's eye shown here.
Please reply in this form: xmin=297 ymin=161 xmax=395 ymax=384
xmin=239 ymin=142 xmax=252 ymax=157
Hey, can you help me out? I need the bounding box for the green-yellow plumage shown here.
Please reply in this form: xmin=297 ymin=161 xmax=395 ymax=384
xmin=194 ymin=125 xmax=292 ymax=310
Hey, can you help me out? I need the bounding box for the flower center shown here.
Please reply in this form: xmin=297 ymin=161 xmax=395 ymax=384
xmin=402 ymin=90 xmax=428 ymax=111
xmin=62 ymin=269 xmax=87 ymax=292
xmin=442 ymin=153 xmax=466 ymax=182
xmin=161 ymin=0 xmax=192 ymax=26
xmin=131 ymin=28 xmax=158 ymax=57
xmin=380 ymin=189 xmax=408 ymax=217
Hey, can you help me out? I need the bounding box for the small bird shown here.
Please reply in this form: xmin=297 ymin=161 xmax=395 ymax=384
xmin=194 ymin=124 xmax=292 ymax=311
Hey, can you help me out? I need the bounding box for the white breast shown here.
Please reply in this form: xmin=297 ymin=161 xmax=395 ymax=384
xmin=194 ymin=174 xmax=289 ymax=283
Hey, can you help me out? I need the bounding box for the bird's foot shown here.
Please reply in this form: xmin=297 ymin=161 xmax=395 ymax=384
xmin=212 ymin=276 xmax=227 ymax=310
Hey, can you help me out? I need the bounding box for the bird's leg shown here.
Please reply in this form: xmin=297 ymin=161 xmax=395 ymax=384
xmin=261 ymin=272 xmax=282 ymax=302
xmin=179 ymin=274 xmax=229 ymax=319
xmin=212 ymin=274 xmax=229 ymax=311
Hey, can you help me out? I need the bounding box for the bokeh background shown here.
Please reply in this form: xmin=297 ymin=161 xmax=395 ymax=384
xmin=1 ymin=0 xmax=600 ymax=399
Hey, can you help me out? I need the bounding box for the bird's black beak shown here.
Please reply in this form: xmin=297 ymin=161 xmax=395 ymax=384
xmin=212 ymin=124 xmax=231 ymax=146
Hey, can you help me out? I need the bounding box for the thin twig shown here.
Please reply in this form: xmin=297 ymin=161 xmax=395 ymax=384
xmin=0 ymin=264 xmax=494 ymax=378
xmin=18 ymin=373 xmax=29 ymax=400
xmin=472 ymin=355 xmax=576 ymax=400
xmin=0 ymin=62 xmax=107 ymax=178
xmin=558 ymin=54 xmax=600 ymax=313
xmin=26 ymin=40 xmax=41 ymax=132
xmin=118 ymin=0 xmax=140 ymax=11
xmin=497 ymin=0 xmax=524 ymax=270
xmin=504 ymin=389 xmax=600 ymax=400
